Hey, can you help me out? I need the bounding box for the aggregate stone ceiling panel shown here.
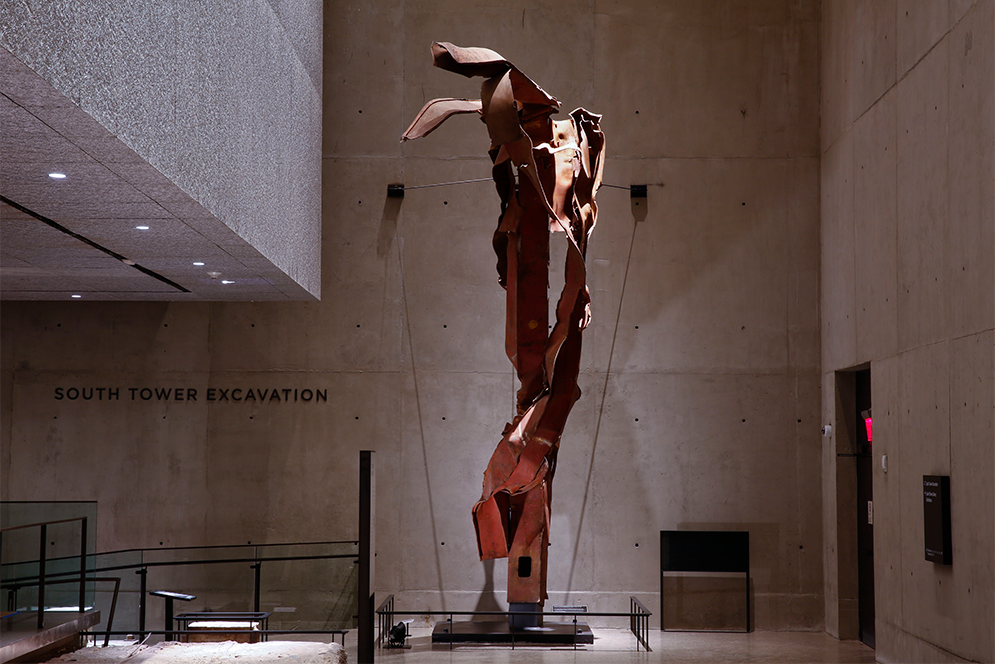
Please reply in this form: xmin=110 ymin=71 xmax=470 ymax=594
xmin=0 ymin=48 xmax=314 ymax=302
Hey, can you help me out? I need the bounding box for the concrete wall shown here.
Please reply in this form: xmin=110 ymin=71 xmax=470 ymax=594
xmin=1 ymin=0 xmax=822 ymax=630
xmin=820 ymin=0 xmax=994 ymax=661
xmin=0 ymin=0 xmax=322 ymax=296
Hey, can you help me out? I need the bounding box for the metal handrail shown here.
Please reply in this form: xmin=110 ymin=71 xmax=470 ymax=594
xmin=0 ymin=517 xmax=89 ymax=532
xmin=2 ymin=553 xmax=358 ymax=586
xmin=629 ymin=596 xmax=653 ymax=651
xmin=375 ymin=597 xmax=654 ymax=651
xmin=72 ymin=539 xmax=360 ymax=559
xmin=0 ymin=540 xmax=359 ymax=572
xmin=380 ymin=609 xmax=642 ymax=617
xmin=375 ymin=594 xmax=395 ymax=646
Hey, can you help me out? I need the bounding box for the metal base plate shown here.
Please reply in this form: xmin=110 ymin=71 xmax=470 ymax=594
xmin=431 ymin=620 xmax=593 ymax=645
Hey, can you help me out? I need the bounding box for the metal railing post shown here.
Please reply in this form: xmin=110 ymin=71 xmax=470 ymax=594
xmin=37 ymin=523 xmax=47 ymax=629
xmin=136 ymin=567 xmax=148 ymax=640
xmin=252 ymin=559 xmax=261 ymax=612
xmin=0 ymin=531 xmax=6 ymax=613
xmin=78 ymin=517 xmax=88 ymax=612
xmin=0 ymin=530 xmax=4 ymax=611
xmin=163 ymin=596 xmax=174 ymax=641
xmin=357 ymin=451 xmax=376 ymax=664
xmin=103 ymin=577 xmax=121 ymax=648
xmin=374 ymin=594 xmax=395 ymax=649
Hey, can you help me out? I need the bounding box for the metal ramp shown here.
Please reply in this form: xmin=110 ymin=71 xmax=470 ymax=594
xmin=1 ymin=609 xmax=100 ymax=663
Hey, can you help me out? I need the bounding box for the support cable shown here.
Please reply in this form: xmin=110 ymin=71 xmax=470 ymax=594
xmin=565 ymin=211 xmax=639 ymax=596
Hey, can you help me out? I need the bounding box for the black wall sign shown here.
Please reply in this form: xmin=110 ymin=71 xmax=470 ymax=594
xmin=923 ymin=475 xmax=952 ymax=565
xmin=53 ymin=386 xmax=328 ymax=404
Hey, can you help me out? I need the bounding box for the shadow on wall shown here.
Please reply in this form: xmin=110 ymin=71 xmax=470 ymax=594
xmin=377 ymin=196 xmax=402 ymax=260
xmin=472 ymin=558 xmax=503 ymax=620
xmin=561 ymin=158 xmax=781 ymax=597
xmin=564 ymin=199 xmax=654 ymax=598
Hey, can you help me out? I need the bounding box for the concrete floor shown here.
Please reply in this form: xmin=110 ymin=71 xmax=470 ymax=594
xmin=370 ymin=628 xmax=878 ymax=663
xmin=43 ymin=629 xmax=878 ymax=663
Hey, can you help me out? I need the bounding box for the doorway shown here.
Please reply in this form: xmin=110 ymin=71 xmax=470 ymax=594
xmin=854 ymin=368 xmax=874 ymax=648
xmin=831 ymin=367 xmax=875 ymax=646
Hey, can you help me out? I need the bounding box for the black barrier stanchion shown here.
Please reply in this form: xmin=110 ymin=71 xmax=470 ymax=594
xmin=136 ymin=568 xmax=148 ymax=640
xmin=78 ymin=517 xmax=87 ymax=614
xmin=37 ymin=523 xmax=47 ymax=629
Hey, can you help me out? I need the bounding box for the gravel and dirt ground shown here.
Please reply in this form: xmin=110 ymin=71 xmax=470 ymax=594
xmin=47 ymin=640 xmax=346 ymax=664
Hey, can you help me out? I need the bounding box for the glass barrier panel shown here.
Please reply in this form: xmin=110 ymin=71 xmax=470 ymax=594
xmin=2 ymin=534 xmax=359 ymax=639
xmin=38 ymin=520 xmax=88 ymax=612
xmin=89 ymin=550 xmax=144 ymax=637
xmin=1 ymin=501 xmax=97 ymax=615
xmin=259 ymin=545 xmax=359 ymax=631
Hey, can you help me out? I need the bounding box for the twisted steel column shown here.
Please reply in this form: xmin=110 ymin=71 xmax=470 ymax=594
xmin=403 ymin=42 xmax=604 ymax=608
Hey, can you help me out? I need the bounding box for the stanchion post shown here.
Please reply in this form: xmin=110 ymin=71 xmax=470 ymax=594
xmin=37 ymin=524 xmax=47 ymax=629
xmin=252 ymin=559 xmax=261 ymax=612
xmin=163 ymin=596 xmax=174 ymax=641
xmin=78 ymin=517 xmax=88 ymax=613
xmin=137 ymin=568 xmax=148 ymax=640
xmin=358 ymin=450 xmax=376 ymax=664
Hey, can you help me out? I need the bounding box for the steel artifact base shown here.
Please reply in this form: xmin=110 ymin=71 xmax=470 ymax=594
xmin=431 ymin=620 xmax=594 ymax=645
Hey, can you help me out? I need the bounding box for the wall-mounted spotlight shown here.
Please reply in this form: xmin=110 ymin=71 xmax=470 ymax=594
xmin=630 ymin=184 xmax=648 ymax=222
xmin=387 ymin=620 xmax=412 ymax=648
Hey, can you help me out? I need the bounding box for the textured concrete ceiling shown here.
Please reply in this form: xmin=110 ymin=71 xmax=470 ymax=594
xmin=0 ymin=48 xmax=315 ymax=301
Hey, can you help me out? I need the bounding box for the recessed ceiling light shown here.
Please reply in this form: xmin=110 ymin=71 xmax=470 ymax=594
xmin=193 ymin=261 xmax=205 ymax=266
xmin=135 ymin=225 xmax=150 ymax=230
xmin=71 ymin=294 xmax=82 ymax=298
xmin=221 ymin=280 xmax=235 ymax=284
xmin=48 ymin=172 xmax=67 ymax=179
